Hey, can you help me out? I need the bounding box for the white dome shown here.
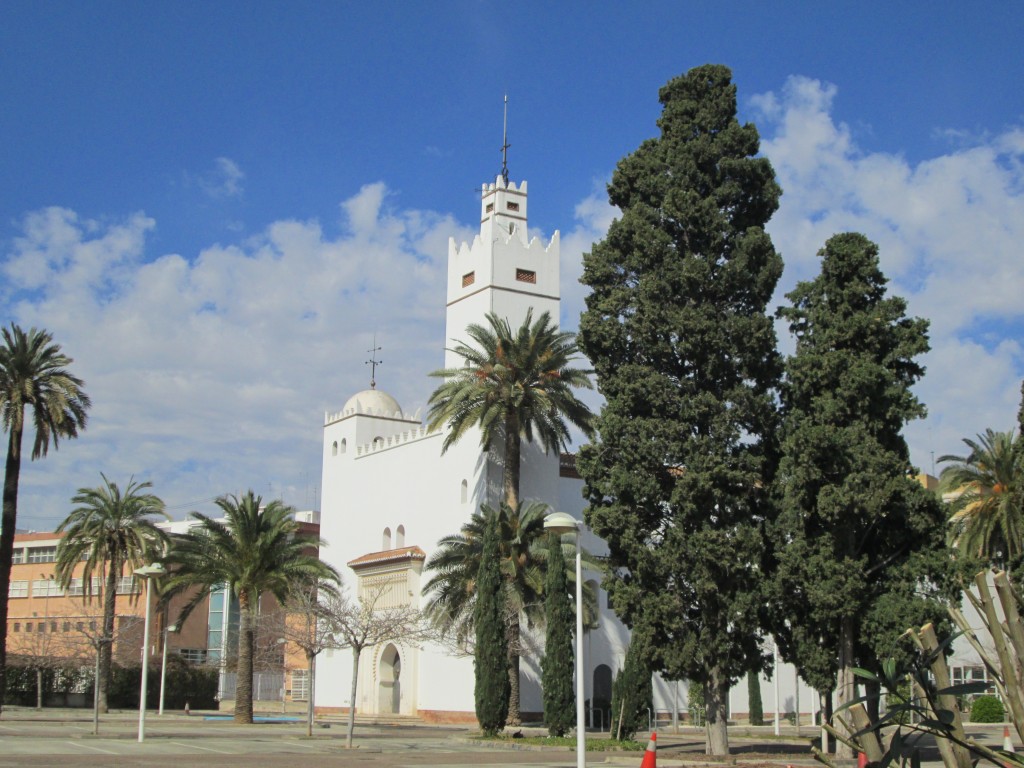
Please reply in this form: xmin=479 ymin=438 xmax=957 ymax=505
xmin=343 ymin=388 xmax=403 ymax=418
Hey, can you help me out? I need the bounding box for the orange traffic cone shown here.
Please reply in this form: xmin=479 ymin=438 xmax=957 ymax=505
xmin=1004 ymin=725 xmax=1015 ymax=753
xmin=640 ymin=732 xmax=657 ymax=768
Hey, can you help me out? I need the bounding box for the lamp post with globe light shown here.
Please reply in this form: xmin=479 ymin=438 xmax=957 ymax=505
xmin=544 ymin=511 xmax=585 ymax=768
xmin=134 ymin=563 xmax=165 ymax=742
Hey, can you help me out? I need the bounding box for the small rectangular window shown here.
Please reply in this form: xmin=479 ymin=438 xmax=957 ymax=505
xmin=515 ymin=268 xmax=536 ymax=284
xmin=462 ymin=271 xmax=475 ymax=288
xmin=12 ymin=623 xmax=20 ymax=633
xmin=27 ymin=546 xmax=56 ymax=563
xmin=506 ymin=201 xmax=520 ymax=212
xmin=485 ymin=203 xmax=494 ymax=213
xmin=11 ymin=549 xmax=25 ymax=564
xmin=8 ymin=580 xmax=28 ymax=598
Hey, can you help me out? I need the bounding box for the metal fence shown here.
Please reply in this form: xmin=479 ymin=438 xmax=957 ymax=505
xmin=218 ymin=671 xmax=285 ymax=702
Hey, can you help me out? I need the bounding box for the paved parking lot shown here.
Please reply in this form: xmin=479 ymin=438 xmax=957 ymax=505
xmin=0 ymin=709 xmax=641 ymax=768
xmin=0 ymin=707 xmax=1013 ymax=768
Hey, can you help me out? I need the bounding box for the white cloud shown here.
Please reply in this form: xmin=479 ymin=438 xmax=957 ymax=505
xmin=753 ymin=76 xmax=1024 ymax=471
xmin=199 ymin=157 xmax=245 ymax=200
xmin=3 ymin=76 xmax=1022 ymax=530
xmin=1 ymin=184 xmax=464 ymax=530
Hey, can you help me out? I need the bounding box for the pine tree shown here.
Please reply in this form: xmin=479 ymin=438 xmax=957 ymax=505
xmin=473 ymin=511 xmax=510 ymax=735
xmin=770 ymin=232 xmax=953 ymax=755
xmin=578 ymin=63 xmax=783 ymax=755
xmin=542 ymin=532 xmax=575 ymax=737
xmin=610 ymin=634 xmax=653 ymax=741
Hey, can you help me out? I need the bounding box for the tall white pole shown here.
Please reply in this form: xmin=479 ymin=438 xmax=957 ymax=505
xmin=139 ymin=576 xmax=154 ymax=742
xmin=159 ymin=625 xmax=168 ymax=716
xmin=575 ymin=528 xmax=585 ymax=768
xmin=773 ymin=641 xmax=780 ymax=735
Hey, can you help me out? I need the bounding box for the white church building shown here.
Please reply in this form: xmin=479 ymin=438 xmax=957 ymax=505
xmin=311 ymin=170 xmax=991 ymax=727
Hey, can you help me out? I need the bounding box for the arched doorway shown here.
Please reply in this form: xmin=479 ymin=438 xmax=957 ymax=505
xmin=593 ymin=664 xmax=613 ymax=729
xmin=378 ymin=644 xmax=401 ymax=714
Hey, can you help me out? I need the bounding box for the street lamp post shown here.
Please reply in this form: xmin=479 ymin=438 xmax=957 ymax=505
xmin=545 ymin=511 xmax=585 ymax=768
xmin=159 ymin=622 xmax=178 ymax=716
xmin=134 ymin=563 xmax=166 ymax=743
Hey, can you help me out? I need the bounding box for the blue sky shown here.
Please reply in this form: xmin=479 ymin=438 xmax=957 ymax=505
xmin=2 ymin=3 xmax=1022 ymax=530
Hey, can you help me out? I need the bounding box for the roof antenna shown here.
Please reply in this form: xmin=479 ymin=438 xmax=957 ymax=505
xmin=500 ymin=93 xmax=510 ymax=185
xmin=366 ymin=335 xmax=383 ymax=390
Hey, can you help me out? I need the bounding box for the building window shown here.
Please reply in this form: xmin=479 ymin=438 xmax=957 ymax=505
xmin=12 ymin=623 xmax=19 ymax=633
xmin=68 ymin=577 xmax=102 ymax=597
xmin=32 ymin=579 xmax=63 ymax=598
xmin=383 ymin=527 xmax=392 ymax=550
xmin=515 ymin=268 xmax=536 ymax=284
xmin=179 ymin=648 xmax=209 ymax=665
xmin=292 ymin=669 xmax=310 ymax=701
xmin=332 ymin=441 xmax=338 ymax=456
xmin=25 ymin=623 xmax=32 ymax=633
xmin=8 ymin=580 xmax=28 ymax=598
xmin=485 ymin=203 xmax=494 ymax=213
xmin=63 ymin=622 xmax=71 ymax=632
xmin=462 ymin=271 xmax=475 ymax=288
xmin=11 ymin=549 xmax=25 ymax=565
xmin=506 ymin=201 xmax=520 ymax=212
xmin=27 ymin=546 xmax=57 ymax=563
xmin=396 ymin=525 xmax=405 ymax=548
xmin=340 ymin=438 xmax=347 ymax=454
xmin=116 ymin=576 xmax=138 ymax=595
xmin=460 ymin=479 xmax=468 ymax=504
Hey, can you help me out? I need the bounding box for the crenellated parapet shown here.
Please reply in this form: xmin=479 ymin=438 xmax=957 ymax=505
xmin=355 ymin=424 xmax=439 ymax=456
xmin=324 ymin=404 xmax=422 ymax=426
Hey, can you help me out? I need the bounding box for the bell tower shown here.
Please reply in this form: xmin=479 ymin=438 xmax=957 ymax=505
xmin=443 ymin=100 xmax=560 ymax=368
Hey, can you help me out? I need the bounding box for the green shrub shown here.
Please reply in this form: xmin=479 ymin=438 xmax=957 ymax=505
xmin=970 ymin=695 xmax=1004 ymax=723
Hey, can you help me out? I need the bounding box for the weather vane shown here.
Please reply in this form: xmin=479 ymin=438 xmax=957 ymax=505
xmin=500 ymin=93 xmax=510 ymax=185
xmin=365 ymin=337 xmax=382 ymax=390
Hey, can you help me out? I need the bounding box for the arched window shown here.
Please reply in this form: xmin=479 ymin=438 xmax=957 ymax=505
xmin=395 ymin=525 xmax=405 ymax=548
xmin=382 ymin=527 xmax=392 ymax=550
xmin=331 ymin=441 xmax=338 ymax=456
xmin=460 ymin=479 xmax=468 ymax=504
xmin=340 ymin=438 xmax=347 ymax=454
xmin=593 ymin=664 xmax=613 ymax=707
xmin=373 ymin=436 xmax=385 ymax=448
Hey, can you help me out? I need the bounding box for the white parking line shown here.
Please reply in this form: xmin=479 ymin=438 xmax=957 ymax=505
xmin=168 ymin=740 xmax=231 ymax=754
xmin=68 ymin=740 xmax=118 ymax=755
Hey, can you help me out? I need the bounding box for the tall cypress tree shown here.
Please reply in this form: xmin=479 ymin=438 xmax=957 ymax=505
xmin=542 ymin=532 xmax=575 ymax=737
xmin=474 ymin=511 xmax=510 ymax=735
xmin=770 ymin=232 xmax=952 ymax=755
xmin=747 ymin=669 xmax=764 ymax=726
xmin=610 ymin=632 xmax=653 ymax=742
xmin=578 ymin=64 xmax=783 ymax=755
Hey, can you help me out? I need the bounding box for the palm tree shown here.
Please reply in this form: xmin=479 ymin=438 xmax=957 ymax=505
xmin=54 ymin=475 xmax=169 ymax=713
xmin=940 ymin=428 xmax=1023 ymax=565
xmin=161 ymin=491 xmax=338 ymax=723
xmin=0 ymin=324 xmax=90 ymax=713
xmin=427 ymin=309 xmax=596 ymax=511
xmin=423 ymin=500 xmax=599 ymax=725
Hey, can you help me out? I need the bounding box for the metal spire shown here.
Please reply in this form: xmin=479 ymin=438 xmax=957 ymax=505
xmin=500 ymin=94 xmax=510 ymax=185
xmin=365 ymin=336 xmax=382 ymax=389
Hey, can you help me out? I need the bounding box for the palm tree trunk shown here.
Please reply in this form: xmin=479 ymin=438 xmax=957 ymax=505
xmin=98 ymin=555 xmax=119 ymax=714
xmin=506 ymin=613 xmax=522 ymax=726
xmin=235 ymin=590 xmax=255 ymax=723
xmin=0 ymin=424 xmax=24 ymax=716
xmin=503 ymin=412 xmax=521 ymax=510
